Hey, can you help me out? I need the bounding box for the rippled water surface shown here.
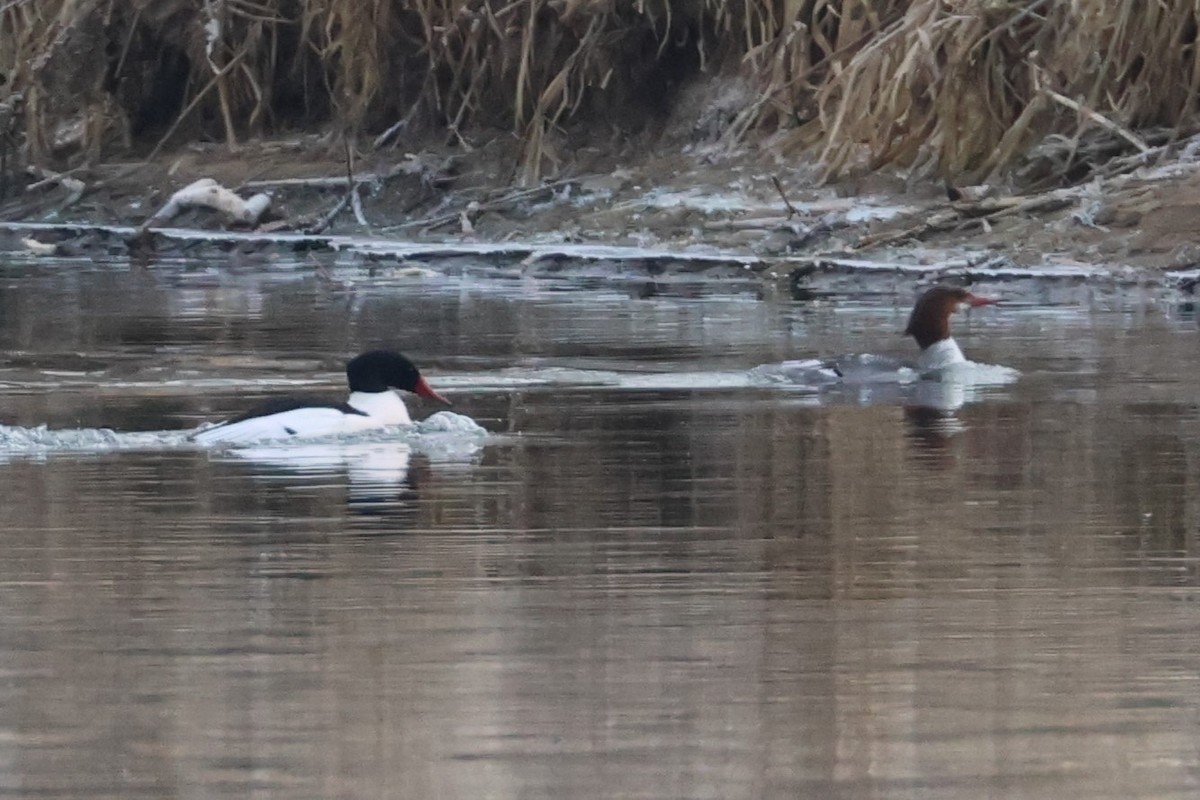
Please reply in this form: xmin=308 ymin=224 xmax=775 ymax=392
xmin=2 ymin=258 xmax=1200 ymax=799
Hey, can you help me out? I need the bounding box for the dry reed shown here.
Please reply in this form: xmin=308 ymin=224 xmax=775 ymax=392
xmin=2 ymin=0 xmax=1199 ymax=185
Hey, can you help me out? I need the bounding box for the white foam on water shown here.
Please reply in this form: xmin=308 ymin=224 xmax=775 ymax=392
xmin=414 ymin=410 xmax=488 ymax=435
xmin=747 ymin=354 xmax=1019 ymax=412
xmin=0 ymin=411 xmax=490 ymax=461
xmin=0 ymin=424 xmax=191 ymax=457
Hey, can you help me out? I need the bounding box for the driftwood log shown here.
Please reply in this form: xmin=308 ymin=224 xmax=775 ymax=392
xmin=144 ymin=178 xmax=271 ymax=228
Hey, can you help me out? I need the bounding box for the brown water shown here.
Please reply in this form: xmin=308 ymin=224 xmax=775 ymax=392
xmin=1 ymin=260 xmax=1199 ymax=798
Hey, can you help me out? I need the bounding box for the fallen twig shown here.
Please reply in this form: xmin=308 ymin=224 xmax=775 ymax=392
xmin=771 ymin=176 xmax=801 ymax=218
xmin=344 ymin=135 xmax=370 ymax=229
xmin=301 ymin=138 xmax=363 ymax=235
xmin=351 ymin=185 xmax=369 ymax=227
xmin=303 ymin=193 xmax=352 ymax=235
xmin=25 ymin=166 xmax=86 ymax=207
xmin=1040 ymin=86 xmax=1150 ymax=154
xmin=1091 ymin=130 xmax=1200 ymax=180
xmin=242 ymin=174 xmax=382 ymax=189
xmin=395 ymin=177 xmax=578 ymax=231
xmin=853 ymin=191 xmax=1072 ymax=250
xmin=704 ymin=216 xmax=798 ymax=231
xmin=240 ymin=152 xmax=458 ymax=192
xmin=372 ymin=97 xmax=426 ymax=150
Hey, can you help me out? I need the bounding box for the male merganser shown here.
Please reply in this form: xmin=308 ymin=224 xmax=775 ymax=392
xmin=192 ymin=350 xmax=450 ymax=445
xmin=905 ymin=285 xmax=998 ymax=372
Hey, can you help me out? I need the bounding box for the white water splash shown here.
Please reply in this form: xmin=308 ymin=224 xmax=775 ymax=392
xmin=748 ymin=355 xmax=1019 ymax=411
xmin=0 ymin=411 xmax=489 ymax=460
xmin=0 ymin=424 xmax=190 ymax=456
xmin=415 ymin=410 xmax=489 ymax=435
xmin=749 ymin=355 xmax=924 ymax=392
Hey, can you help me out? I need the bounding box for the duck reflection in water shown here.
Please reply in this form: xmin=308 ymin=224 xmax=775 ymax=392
xmin=903 ymin=379 xmax=968 ymax=468
xmin=904 ymin=406 xmax=964 ymax=466
xmin=213 ymin=442 xmax=424 ymax=515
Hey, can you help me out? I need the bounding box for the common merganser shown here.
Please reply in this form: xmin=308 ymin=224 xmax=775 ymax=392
xmin=749 ymin=285 xmax=999 ymax=390
xmin=192 ymin=350 xmax=450 ymax=445
xmin=905 ymin=285 xmax=997 ymax=372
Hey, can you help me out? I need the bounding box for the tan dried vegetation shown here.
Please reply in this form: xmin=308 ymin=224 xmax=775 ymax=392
xmin=1 ymin=0 xmax=1198 ymax=185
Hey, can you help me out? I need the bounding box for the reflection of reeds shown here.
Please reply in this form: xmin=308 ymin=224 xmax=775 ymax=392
xmin=2 ymin=1 xmax=1198 ymax=182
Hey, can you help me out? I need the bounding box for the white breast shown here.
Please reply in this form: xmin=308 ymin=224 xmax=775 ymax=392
xmin=915 ymin=338 xmax=967 ymax=373
xmin=347 ymin=391 xmax=412 ymax=425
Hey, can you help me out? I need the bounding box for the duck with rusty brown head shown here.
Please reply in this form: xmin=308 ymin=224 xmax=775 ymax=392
xmin=749 ymin=285 xmax=1003 ymax=392
xmin=905 ymin=285 xmax=998 ymax=372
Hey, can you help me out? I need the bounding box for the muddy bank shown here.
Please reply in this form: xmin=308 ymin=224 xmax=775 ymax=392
xmin=4 ymin=133 xmax=1200 ymax=295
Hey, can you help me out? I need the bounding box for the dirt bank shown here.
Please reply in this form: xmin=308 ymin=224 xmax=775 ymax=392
xmin=4 ymin=129 xmax=1200 ymax=291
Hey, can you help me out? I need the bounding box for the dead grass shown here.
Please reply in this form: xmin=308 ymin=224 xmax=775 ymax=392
xmin=3 ymin=0 xmax=1200 ymax=186
xmin=749 ymin=0 xmax=1200 ymax=183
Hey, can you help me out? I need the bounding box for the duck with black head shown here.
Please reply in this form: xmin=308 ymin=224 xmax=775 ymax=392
xmin=192 ymin=350 xmax=451 ymax=445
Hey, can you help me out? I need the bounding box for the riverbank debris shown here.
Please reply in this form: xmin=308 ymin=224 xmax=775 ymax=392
xmin=144 ymin=178 xmax=271 ymax=230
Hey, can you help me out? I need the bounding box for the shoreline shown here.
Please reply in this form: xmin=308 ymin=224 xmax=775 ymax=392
xmin=4 ymin=136 xmax=1200 ymax=294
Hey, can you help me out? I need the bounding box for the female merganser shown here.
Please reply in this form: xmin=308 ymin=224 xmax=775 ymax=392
xmin=905 ymin=285 xmax=997 ymax=372
xmin=192 ymin=350 xmax=450 ymax=445
xmin=749 ymin=285 xmax=999 ymax=390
